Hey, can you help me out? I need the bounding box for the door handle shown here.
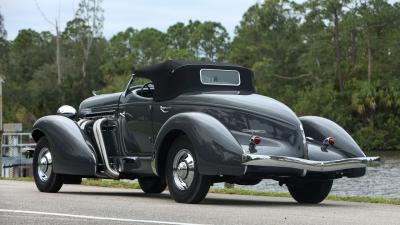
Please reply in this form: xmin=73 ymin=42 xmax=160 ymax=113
xmin=160 ymin=106 xmax=171 ymax=113
xmin=119 ymin=111 xmax=126 ymax=117
xmin=119 ymin=111 xmax=133 ymax=119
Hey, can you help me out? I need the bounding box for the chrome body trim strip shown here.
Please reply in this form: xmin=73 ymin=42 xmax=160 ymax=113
xmin=83 ymin=110 xmax=116 ymax=119
xmin=242 ymin=154 xmax=380 ymax=172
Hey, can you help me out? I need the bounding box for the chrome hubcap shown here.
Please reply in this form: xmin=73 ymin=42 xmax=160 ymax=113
xmin=172 ymin=149 xmax=195 ymax=190
xmin=37 ymin=147 xmax=52 ymax=182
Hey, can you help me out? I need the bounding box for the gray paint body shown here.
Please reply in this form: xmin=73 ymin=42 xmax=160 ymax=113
xmin=32 ymin=116 xmax=97 ymax=176
xmin=300 ymin=116 xmax=365 ymax=160
xmin=32 ymin=89 xmax=367 ymax=178
xmin=153 ymin=112 xmax=246 ymax=176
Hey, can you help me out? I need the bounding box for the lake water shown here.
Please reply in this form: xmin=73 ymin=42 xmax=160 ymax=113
xmin=218 ymin=152 xmax=400 ymax=199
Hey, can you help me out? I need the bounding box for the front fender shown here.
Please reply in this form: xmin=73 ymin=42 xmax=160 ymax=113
xmin=300 ymin=116 xmax=366 ymax=161
xmin=32 ymin=115 xmax=97 ymax=176
xmin=153 ymin=112 xmax=246 ymax=176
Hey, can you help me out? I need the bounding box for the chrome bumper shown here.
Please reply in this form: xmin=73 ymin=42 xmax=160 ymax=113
xmin=242 ymin=154 xmax=380 ymax=172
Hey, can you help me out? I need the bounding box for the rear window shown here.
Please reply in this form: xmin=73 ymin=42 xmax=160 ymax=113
xmin=200 ymin=69 xmax=241 ymax=86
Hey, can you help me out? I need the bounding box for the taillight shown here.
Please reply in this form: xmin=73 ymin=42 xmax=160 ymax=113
xmin=327 ymin=137 xmax=334 ymax=145
xmin=249 ymin=135 xmax=262 ymax=153
xmin=250 ymin=135 xmax=262 ymax=145
xmin=321 ymin=137 xmax=335 ymax=152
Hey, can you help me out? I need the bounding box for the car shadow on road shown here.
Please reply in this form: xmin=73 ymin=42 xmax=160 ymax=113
xmin=202 ymin=197 xmax=343 ymax=208
xmin=60 ymin=191 xmax=171 ymax=199
xmin=58 ymin=191 xmax=344 ymax=208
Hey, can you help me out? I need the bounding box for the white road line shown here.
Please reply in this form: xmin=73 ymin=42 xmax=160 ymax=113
xmin=0 ymin=209 xmax=210 ymax=225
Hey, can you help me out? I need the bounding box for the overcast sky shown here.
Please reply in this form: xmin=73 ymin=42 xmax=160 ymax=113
xmin=0 ymin=0 xmax=260 ymax=40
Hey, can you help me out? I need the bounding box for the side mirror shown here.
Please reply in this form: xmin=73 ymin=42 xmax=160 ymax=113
xmin=57 ymin=105 xmax=77 ymax=119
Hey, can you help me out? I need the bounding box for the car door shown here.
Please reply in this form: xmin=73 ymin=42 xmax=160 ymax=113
xmin=119 ymin=89 xmax=154 ymax=156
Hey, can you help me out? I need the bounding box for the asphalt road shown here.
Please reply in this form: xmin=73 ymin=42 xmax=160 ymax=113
xmin=0 ymin=180 xmax=399 ymax=225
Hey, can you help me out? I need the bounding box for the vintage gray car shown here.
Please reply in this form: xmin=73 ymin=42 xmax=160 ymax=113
xmin=31 ymin=60 xmax=379 ymax=204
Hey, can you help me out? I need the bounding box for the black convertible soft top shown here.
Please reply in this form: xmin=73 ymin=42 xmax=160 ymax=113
xmin=134 ymin=60 xmax=255 ymax=101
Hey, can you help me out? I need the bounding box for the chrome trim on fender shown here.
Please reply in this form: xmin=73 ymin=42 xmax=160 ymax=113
xmin=242 ymin=154 xmax=380 ymax=172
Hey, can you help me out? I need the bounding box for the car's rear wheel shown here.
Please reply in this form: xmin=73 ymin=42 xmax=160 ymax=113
xmin=138 ymin=177 xmax=167 ymax=194
xmin=287 ymin=179 xmax=333 ymax=204
xmin=165 ymin=136 xmax=210 ymax=203
xmin=33 ymin=137 xmax=64 ymax=193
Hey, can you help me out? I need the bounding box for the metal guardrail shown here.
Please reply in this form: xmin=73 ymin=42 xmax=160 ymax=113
xmin=1 ymin=144 xmax=36 ymax=147
xmin=2 ymin=133 xmax=32 ymax=136
xmin=1 ymin=143 xmax=36 ymax=147
xmin=1 ymin=133 xmax=36 ymax=177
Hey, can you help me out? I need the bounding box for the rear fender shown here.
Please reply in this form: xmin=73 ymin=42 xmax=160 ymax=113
xmin=300 ymin=116 xmax=366 ymax=161
xmin=153 ymin=112 xmax=246 ymax=176
xmin=32 ymin=115 xmax=97 ymax=176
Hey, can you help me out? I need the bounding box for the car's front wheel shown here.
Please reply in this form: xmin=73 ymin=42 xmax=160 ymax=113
xmin=33 ymin=137 xmax=64 ymax=193
xmin=287 ymin=179 xmax=333 ymax=204
xmin=165 ymin=136 xmax=210 ymax=203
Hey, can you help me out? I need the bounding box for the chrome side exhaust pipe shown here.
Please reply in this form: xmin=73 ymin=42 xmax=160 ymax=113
xmin=93 ymin=118 xmax=120 ymax=179
xmin=77 ymin=119 xmax=89 ymax=128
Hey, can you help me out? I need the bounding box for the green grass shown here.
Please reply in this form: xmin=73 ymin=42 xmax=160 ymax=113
xmin=211 ymin=187 xmax=400 ymax=205
xmin=1 ymin=177 xmax=399 ymax=205
xmin=81 ymin=179 xmax=141 ymax=189
xmin=0 ymin=176 xmax=34 ymax=182
xmin=325 ymin=195 xmax=400 ymax=205
xmin=210 ymin=187 xmax=291 ymax=198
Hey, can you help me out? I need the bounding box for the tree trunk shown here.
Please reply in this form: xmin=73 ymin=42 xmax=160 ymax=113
xmin=367 ymin=28 xmax=372 ymax=82
xmin=81 ymin=57 xmax=87 ymax=78
xmin=351 ymin=27 xmax=357 ymax=72
xmin=56 ymin=22 xmax=62 ymax=86
xmin=333 ymin=9 xmax=343 ymax=91
xmin=55 ymin=21 xmax=65 ymax=103
xmin=80 ymin=48 xmax=88 ymax=99
xmin=80 ymin=32 xmax=93 ymax=99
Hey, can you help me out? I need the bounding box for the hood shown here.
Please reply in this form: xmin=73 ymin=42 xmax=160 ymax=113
xmin=79 ymin=92 xmax=122 ymax=113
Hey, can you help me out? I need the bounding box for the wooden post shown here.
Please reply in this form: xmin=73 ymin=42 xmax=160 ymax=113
xmin=0 ymin=76 xmax=3 ymax=131
xmin=0 ymin=76 xmax=3 ymax=176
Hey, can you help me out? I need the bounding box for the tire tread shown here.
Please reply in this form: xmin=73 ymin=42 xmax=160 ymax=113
xmin=33 ymin=137 xmax=63 ymax=193
xmin=165 ymin=136 xmax=210 ymax=204
xmin=287 ymin=180 xmax=333 ymax=204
